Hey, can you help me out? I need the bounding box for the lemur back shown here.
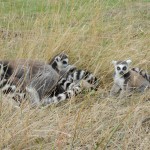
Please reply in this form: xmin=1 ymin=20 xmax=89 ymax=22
xmin=0 ymin=60 xmax=60 ymax=103
xmin=132 ymin=67 xmax=150 ymax=82
xmin=0 ymin=53 xmax=81 ymax=106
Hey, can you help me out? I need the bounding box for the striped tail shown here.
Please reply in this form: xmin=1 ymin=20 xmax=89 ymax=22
xmin=42 ymin=86 xmax=81 ymax=105
xmin=0 ymin=78 xmax=17 ymax=94
xmin=58 ymin=78 xmax=76 ymax=90
xmin=66 ymin=70 xmax=99 ymax=90
xmin=132 ymin=67 xmax=150 ymax=82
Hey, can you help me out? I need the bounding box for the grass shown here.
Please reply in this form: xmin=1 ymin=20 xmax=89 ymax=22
xmin=0 ymin=0 xmax=150 ymax=149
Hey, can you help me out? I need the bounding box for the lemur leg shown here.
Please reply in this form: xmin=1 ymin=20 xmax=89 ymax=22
xmin=119 ymin=86 xmax=132 ymax=99
xmin=138 ymin=84 xmax=150 ymax=92
xmin=110 ymin=84 xmax=121 ymax=96
xmin=119 ymin=90 xmax=128 ymax=99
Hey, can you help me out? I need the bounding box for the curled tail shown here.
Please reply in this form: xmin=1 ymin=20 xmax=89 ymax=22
xmin=58 ymin=78 xmax=76 ymax=90
xmin=66 ymin=70 xmax=99 ymax=90
xmin=42 ymin=86 xmax=81 ymax=105
xmin=132 ymin=67 xmax=150 ymax=82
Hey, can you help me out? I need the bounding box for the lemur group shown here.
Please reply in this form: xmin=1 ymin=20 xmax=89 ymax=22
xmin=0 ymin=53 xmax=149 ymax=107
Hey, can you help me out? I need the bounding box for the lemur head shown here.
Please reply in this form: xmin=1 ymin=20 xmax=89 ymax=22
xmin=55 ymin=53 xmax=69 ymax=69
xmin=112 ymin=60 xmax=132 ymax=76
xmin=49 ymin=53 xmax=69 ymax=72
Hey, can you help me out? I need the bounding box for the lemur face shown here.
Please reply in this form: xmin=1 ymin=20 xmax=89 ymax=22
xmin=55 ymin=54 xmax=69 ymax=70
xmin=112 ymin=60 xmax=132 ymax=76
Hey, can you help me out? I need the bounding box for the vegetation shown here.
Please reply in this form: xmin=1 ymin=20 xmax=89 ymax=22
xmin=0 ymin=0 xmax=149 ymax=149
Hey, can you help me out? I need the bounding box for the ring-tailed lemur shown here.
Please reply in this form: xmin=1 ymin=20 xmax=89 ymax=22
xmin=48 ymin=53 xmax=78 ymax=93
xmin=110 ymin=60 xmax=150 ymax=98
xmin=0 ymin=58 xmax=79 ymax=105
xmin=48 ymin=53 xmax=99 ymax=91
xmin=43 ymin=52 xmax=100 ymax=105
xmin=0 ymin=53 xmax=71 ymax=93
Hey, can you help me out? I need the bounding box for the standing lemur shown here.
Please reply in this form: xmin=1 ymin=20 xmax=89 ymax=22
xmin=110 ymin=59 xmax=150 ymax=98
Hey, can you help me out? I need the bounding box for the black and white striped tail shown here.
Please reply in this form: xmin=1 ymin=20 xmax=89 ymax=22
xmin=66 ymin=70 xmax=99 ymax=90
xmin=0 ymin=79 xmax=17 ymax=94
xmin=58 ymin=78 xmax=76 ymax=90
xmin=132 ymin=67 xmax=150 ymax=82
xmin=42 ymin=86 xmax=81 ymax=105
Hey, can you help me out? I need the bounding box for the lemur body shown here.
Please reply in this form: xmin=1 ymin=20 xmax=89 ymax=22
xmin=110 ymin=60 xmax=150 ymax=98
xmin=0 ymin=59 xmax=60 ymax=104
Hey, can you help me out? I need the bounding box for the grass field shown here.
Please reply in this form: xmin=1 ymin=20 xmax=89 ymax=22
xmin=0 ymin=0 xmax=150 ymax=149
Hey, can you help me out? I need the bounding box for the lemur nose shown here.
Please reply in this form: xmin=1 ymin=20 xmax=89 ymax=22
xmin=120 ymin=71 xmax=124 ymax=75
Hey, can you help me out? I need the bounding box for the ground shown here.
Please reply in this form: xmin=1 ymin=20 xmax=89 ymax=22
xmin=0 ymin=0 xmax=150 ymax=149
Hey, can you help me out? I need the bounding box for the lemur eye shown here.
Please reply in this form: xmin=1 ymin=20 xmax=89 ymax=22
xmin=62 ymin=60 xmax=67 ymax=65
xmin=117 ymin=67 xmax=120 ymax=70
xmin=123 ymin=66 xmax=127 ymax=70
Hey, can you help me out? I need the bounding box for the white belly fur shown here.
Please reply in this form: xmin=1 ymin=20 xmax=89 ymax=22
xmin=114 ymin=76 xmax=125 ymax=89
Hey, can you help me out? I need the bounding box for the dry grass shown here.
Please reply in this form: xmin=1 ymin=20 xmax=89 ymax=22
xmin=0 ymin=0 xmax=150 ymax=149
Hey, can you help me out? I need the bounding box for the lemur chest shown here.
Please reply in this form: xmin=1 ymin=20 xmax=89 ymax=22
xmin=114 ymin=76 xmax=125 ymax=89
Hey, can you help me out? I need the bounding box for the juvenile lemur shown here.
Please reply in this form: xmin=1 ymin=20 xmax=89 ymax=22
xmin=110 ymin=60 xmax=150 ymax=98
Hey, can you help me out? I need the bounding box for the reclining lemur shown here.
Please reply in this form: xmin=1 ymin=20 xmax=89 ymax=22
xmin=110 ymin=59 xmax=150 ymax=98
xmin=0 ymin=53 xmax=78 ymax=105
xmin=0 ymin=53 xmax=99 ymax=106
xmin=48 ymin=53 xmax=99 ymax=91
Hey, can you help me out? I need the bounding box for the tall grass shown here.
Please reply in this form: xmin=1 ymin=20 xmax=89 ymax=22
xmin=0 ymin=0 xmax=150 ymax=149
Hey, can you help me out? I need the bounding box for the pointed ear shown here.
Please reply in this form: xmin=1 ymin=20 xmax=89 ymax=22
xmin=126 ymin=59 xmax=132 ymax=65
xmin=55 ymin=56 xmax=61 ymax=62
xmin=112 ymin=60 xmax=117 ymax=65
xmin=60 ymin=51 xmax=68 ymax=58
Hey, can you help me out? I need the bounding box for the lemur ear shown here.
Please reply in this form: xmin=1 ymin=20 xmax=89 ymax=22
xmin=59 ymin=52 xmax=68 ymax=59
xmin=112 ymin=60 xmax=117 ymax=65
xmin=55 ymin=56 xmax=61 ymax=62
xmin=126 ymin=59 xmax=132 ymax=64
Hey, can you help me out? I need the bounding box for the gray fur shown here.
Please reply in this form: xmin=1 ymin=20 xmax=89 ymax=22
xmin=0 ymin=59 xmax=60 ymax=105
xmin=0 ymin=53 xmax=80 ymax=105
